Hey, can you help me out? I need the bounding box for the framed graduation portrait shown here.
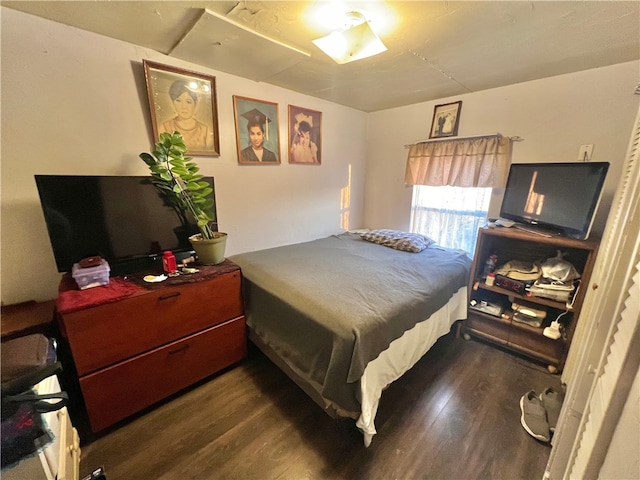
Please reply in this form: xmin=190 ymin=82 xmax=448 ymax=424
xmin=143 ymin=60 xmax=220 ymax=156
xmin=288 ymin=105 xmax=322 ymax=165
xmin=233 ymin=96 xmax=281 ymax=165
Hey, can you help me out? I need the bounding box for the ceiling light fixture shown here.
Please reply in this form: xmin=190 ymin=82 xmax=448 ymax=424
xmin=312 ymin=11 xmax=387 ymax=64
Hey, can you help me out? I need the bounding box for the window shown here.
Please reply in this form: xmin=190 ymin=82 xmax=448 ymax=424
xmin=410 ymin=185 xmax=491 ymax=254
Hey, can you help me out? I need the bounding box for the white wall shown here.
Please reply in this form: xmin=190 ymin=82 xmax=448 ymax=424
xmin=0 ymin=8 xmax=367 ymax=304
xmin=599 ymin=368 xmax=640 ymax=479
xmin=2 ymin=8 xmax=638 ymax=305
xmin=364 ymin=61 xmax=640 ymax=235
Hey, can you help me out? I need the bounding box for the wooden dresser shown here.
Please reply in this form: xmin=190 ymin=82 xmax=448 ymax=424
xmin=56 ymin=260 xmax=247 ymax=432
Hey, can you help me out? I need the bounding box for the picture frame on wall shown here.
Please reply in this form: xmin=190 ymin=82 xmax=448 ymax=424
xmin=233 ymin=96 xmax=281 ymax=164
xmin=288 ymin=105 xmax=322 ymax=165
xmin=143 ymin=60 xmax=220 ymax=156
xmin=428 ymin=101 xmax=462 ymax=139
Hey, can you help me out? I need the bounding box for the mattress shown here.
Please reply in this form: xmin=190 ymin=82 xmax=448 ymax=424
xmin=230 ymin=232 xmax=471 ymax=441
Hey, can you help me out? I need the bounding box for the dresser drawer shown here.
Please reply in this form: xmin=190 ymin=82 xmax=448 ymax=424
xmin=507 ymin=326 xmax=564 ymax=365
xmin=80 ymin=316 xmax=246 ymax=431
xmin=62 ymin=270 xmax=243 ymax=375
xmin=465 ymin=313 xmax=509 ymax=344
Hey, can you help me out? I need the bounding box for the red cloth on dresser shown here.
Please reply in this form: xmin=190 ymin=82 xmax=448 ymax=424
xmin=56 ymin=275 xmax=144 ymax=314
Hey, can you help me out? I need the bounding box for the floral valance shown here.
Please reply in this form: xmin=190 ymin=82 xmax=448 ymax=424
xmin=404 ymin=135 xmax=512 ymax=188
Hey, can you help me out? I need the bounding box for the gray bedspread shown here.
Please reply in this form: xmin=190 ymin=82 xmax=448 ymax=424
xmin=230 ymin=232 xmax=471 ymax=413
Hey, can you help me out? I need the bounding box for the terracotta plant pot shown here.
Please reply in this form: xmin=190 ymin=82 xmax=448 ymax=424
xmin=188 ymin=232 xmax=227 ymax=265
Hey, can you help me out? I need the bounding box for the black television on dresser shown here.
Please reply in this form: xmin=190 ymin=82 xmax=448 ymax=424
xmin=34 ymin=175 xmax=217 ymax=275
xmin=499 ymin=162 xmax=609 ymax=239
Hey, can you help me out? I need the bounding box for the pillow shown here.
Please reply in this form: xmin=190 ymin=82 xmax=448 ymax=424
xmin=361 ymin=229 xmax=434 ymax=253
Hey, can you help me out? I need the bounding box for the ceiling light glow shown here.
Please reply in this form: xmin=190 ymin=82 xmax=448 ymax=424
xmin=312 ymin=11 xmax=387 ymax=64
xmin=307 ymin=3 xmax=396 ymax=36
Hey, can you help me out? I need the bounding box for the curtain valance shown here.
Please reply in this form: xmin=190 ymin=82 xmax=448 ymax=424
xmin=404 ymin=134 xmax=512 ymax=188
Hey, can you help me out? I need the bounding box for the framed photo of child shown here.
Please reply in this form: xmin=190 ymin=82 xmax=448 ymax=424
xmin=233 ymin=96 xmax=281 ymax=165
xmin=143 ymin=60 xmax=220 ymax=156
xmin=288 ymin=105 xmax=322 ymax=165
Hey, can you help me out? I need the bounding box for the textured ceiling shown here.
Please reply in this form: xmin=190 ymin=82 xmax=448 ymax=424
xmin=3 ymin=1 xmax=639 ymax=112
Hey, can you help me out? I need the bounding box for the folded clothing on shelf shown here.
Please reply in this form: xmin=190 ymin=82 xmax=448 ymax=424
xmin=527 ymin=277 xmax=576 ymax=302
xmin=495 ymin=260 xmax=541 ymax=281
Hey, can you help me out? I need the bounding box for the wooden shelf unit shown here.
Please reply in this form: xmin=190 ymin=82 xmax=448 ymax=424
xmin=464 ymin=227 xmax=599 ymax=371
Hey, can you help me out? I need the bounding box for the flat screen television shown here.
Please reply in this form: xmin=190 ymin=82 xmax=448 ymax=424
xmin=34 ymin=175 xmax=217 ymax=274
xmin=499 ymin=162 xmax=609 ymax=239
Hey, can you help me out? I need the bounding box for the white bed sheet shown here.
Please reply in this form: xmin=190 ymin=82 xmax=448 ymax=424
xmin=356 ymin=286 xmax=467 ymax=446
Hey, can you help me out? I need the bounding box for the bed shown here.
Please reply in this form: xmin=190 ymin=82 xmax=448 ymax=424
xmin=229 ymin=231 xmax=471 ymax=446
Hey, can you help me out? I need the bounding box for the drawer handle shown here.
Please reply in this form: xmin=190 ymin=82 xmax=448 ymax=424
xmin=168 ymin=345 xmax=189 ymax=355
xmin=158 ymin=292 xmax=181 ymax=301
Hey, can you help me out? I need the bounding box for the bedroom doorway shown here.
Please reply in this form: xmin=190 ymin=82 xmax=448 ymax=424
xmin=410 ymin=185 xmax=491 ymax=254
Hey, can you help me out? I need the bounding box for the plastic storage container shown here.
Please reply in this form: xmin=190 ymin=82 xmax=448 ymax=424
xmin=71 ymin=260 xmax=110 ymax=290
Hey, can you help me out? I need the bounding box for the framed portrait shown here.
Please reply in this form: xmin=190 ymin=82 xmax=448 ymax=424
xmin=429 ymin=101 xmax=462 ymax=139
xmin=143 ymin=60 xmax=220 ymax=156
xmin=233 ymin=96 xmax=281 ymax=165
xmin=288 ymin=105 xmax=322 ymax=165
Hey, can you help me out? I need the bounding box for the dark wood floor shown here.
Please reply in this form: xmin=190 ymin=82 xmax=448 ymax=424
xmin=76 ymin=331 xmax=561 ymax=480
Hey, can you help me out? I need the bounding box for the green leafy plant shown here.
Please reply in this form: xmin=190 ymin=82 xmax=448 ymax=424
xmin=140 ymin=132 xmax=217 ymax=240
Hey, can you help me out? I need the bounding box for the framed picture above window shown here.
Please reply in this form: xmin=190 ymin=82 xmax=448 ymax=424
xmin=429 ymin=101 xmax=462 ymax=139
xmin=288 ymin=105 xmax=322 ymax=165
xmin=233 ymin=96 xmax=281 ymax=165
xmin=143 ymin=60 xmax=220 ymax=156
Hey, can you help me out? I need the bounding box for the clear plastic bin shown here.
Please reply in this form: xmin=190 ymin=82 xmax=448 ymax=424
xmin=71 ymin=260 xmax=110 ymax=290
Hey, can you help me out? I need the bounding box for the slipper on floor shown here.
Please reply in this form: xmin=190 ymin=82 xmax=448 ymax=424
xmin=520 ymin=390 xmax=550 ymax=442
xmin=540 ymin=387 xmax=564 ymax=432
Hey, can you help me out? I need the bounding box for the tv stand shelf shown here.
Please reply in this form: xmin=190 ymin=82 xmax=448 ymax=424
xmin=476 ymin=283 xmax=571 ymax=311
xmin=464 ymin=227 xmax=599 ymax=372
xmin=512 ymin=223 xmax=559 ymax=238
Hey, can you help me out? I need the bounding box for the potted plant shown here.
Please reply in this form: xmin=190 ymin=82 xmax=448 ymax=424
xmin=140 ymin=131 xmax=227 ymax=264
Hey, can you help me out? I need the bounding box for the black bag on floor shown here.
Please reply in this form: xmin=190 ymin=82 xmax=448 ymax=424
xmin=1 ymin=334 xmax=69 ymax=469
xmin=1 ymin=334 xmax=68 ymax=420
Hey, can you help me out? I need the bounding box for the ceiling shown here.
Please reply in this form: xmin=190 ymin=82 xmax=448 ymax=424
xmin=4 ymin=1 xmax=639 ymax=112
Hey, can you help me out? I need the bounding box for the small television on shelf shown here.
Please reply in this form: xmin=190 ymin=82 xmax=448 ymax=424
xmin=34 ymin=175 xmax=217 ymax=275
xmin=499 ymin=162 xmax=609 ymax=239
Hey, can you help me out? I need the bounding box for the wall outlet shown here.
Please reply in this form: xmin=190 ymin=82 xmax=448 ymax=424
xmin=578 ymin=144 xmax=594 ymax=161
